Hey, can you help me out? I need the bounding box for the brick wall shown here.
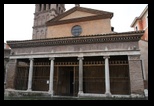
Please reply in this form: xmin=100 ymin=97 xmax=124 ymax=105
xmin=6 ymin=59 xmax=17 ymax=89
xmin=128 ymin=55 xmax=144 ymax=94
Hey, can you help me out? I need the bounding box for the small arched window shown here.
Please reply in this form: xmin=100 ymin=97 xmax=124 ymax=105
xmin=44 ymin=4 xmax=46 ymax=10
xmin=39 ymin=4 xmax=41 ymax=11
xmin=146 ymin=15 xmax=148 ymax=27
xmin=48 ymin=4 xmax=50 ymax=9
xmin=59 ymin=7 xmax=61 ymax=13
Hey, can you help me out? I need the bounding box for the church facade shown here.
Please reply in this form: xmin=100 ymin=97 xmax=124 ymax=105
xmin=5 ymin=4 xmax=146 ymax=98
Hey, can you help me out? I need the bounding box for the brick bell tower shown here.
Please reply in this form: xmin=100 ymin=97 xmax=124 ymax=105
xmin=32 ymin=4 xmax=65 ymax=39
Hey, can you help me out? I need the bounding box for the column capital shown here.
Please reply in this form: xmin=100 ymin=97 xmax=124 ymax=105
xmin=78 ymin=57 xmax=84 ymax=60
xmin=49 ymin=57 xmax=55 ymax=60
xmin=103 ymin=55 xmax=110 ymax=59
xmin=29 ymin=58 xmax=34 ymax=61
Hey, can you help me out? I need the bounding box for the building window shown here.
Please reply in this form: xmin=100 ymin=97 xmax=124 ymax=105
xmin=71 ymin=25 xmax=82 ymax=36
xmin=135 ymin=26 xmax=138 ymax=31
xmin=44 ymin=4 xmax=46 ymax=10
xmin=48 ymin=4 xmax=50 ymax=9
xmin=39 ymin=4 xmax=41 ymax=11
xmin=59 ymin=7 xmax=61 ymax=13
xmin=146 ymin=15 xmax=148 ymax=27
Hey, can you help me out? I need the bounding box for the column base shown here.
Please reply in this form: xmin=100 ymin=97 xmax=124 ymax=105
xmin=48 ymin=90 xmax=54 ymax=96
xmin=105 ymin=92 xmax=112 ymax=97
xmin=4 ymin=82 xmax=6 ymax=92
xmin=144 ymin=89 xmax=148 ymax=97
xmin=78 ymin=91 xmax=83 ymax=97
xmin=27 ymin=89 xmax=32 ymax=92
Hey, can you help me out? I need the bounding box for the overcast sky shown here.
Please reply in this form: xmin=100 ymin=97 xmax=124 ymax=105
xmin=4 ymin=4 xmax=147 ymax=43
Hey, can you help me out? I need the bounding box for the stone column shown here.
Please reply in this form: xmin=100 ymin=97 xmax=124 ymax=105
xmin=78 ymin=57 xmax=84 ymax=95
xmin=27 ymin=58 xmax=34 ymax=91
xmin=103 ymin=56 xmax=111 ymax=97
xmin=49 ymin=57 xmax=55 ymax=96
xmin=41 ymin=4 xmax=44 ymax=11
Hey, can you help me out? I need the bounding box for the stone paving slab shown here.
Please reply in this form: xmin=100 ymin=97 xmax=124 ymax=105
xmin=4 ymin=96 xmax=148 ymax=100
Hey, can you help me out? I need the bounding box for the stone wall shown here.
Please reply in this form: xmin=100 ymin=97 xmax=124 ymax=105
xmin=139 ymin=40 xmax=148 ymax=89
xmin=11 ymin=42 xmax=139 ymax=55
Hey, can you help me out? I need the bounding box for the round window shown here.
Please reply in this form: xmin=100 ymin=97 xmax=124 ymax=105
xmin=71 ymin=25 xmax=82 ymax=36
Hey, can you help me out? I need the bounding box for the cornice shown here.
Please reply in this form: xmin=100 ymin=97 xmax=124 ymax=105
xmin=7 ymin=31 xmax=144 ymax=48
xmin=46 ymin=14 xmax=112 ymax=26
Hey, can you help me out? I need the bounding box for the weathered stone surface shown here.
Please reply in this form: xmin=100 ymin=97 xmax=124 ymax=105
xmin=11 ymin=42 xmax=139 ymax=55
xmin=6 ymin=59 xmax=17 ymax=89
xmin=144 ymin=89 xmax=148 ymax=97
xmin=128 ymin=55 xmax=144 ymax=94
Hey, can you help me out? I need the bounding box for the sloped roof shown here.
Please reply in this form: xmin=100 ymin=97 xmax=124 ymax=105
xmin=46 ymin=6 xmax=113 ymax=26
xmin=4 ymin=43 xmax=11 ymax=49
xmin=130 ymin=5 xmax=148 ymax=27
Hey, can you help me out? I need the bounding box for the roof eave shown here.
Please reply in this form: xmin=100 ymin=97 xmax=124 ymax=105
xmin=130 ymin=5 xmax=148 ymax=27
xmin=7 ymin=31 xmax=144 ymax=48
xmin=139 ymin=5 xmax=148 ymax=19
xmin=130 ymin=17 xmax=140 ymax=27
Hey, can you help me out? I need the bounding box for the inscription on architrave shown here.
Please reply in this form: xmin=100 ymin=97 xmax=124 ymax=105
xmin=128 ymin=55 xmax=140 ymax=60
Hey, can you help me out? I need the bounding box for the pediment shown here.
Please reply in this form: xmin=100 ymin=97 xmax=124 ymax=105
xmin=59 ymin=10 xmax=96 ymax=20
xmin=46 ymin=6 xmax=113 ymax=26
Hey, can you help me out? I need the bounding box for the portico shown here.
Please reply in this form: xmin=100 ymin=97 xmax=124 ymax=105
xmin=5 ymin=30 xmax=145 ymax=97
xmin=9 ymin=53 xmax=133 ymax=97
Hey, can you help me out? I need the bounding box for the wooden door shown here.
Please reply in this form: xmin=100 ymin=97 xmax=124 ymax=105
xmin=57 ymin=67 xmax=74 ymax=96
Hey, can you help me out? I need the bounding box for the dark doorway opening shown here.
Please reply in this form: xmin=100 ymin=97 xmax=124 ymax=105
xmin=69 ymin=70 xmax=74 ymax=96
xmin=57 ymin=67 xmax=74 ymax=96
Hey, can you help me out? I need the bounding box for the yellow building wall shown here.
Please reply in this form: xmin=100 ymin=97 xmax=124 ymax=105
xmin=47 ymin=18 xmax=112 ymax=38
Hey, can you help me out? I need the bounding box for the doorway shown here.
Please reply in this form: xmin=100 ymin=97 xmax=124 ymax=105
xmin=57 ymin=67 xmax=74 ymax=96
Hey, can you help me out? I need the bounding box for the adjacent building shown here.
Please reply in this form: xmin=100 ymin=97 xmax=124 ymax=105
xmin=131 ymin=5 xmax=148 ymax=41
xmin=130 ymin=5 xmax=148 ymax=92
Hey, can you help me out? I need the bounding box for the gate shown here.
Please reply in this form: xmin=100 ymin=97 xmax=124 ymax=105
xmin=83 ymin=61 xmax=105 ymax=94
xmin=110 ymin=60 xmax=130 ymax=94
xmin=14 ymin=61 xmax=29 ymax=90
xmin=32 ymin=62 xmax=50 ymax=91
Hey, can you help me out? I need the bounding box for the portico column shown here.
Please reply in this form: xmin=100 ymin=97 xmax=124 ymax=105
xmin=49 ymin=57 xmax=55 ymax=96
xmin=103 ymin=56 xmax=111 ymax=96
xmin=27 ymin=58 xmax=34 ymax=91
xmin=78 ymin=57 xmax=84 ymax=95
